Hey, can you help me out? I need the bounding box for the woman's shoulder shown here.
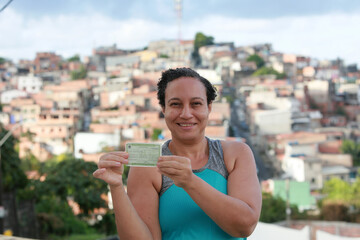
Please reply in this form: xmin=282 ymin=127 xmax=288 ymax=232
xmin=220 ymin=140 xmax=251 ymax=153
xmin=219 ymin=140 xmax=254 ymax=173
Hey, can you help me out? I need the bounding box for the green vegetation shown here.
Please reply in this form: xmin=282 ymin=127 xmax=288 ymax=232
xmin=224 ymin=95 xmax=234 ymax=104
xmin=0 ymin=125 xmax=28 ymax=192
xmin=260 ymin=192 xmax=287 ymax=222
xmin=320 ymin=174 xmax=360 ymax=221
xmin=341 ymin=139 xmax=360 ymax=166
xmin=0 ymin=57 xmax=6 ymax=64
xmin=71 ymin=65 xmax=87 ymax=80
xmin=322 ymin=178 xmax=352 ymax=202
xmin=15 ymin=153 xmax=115 ymax=238
xmin=335 ymin=105 xmax=347 ymax=117
xmin=151 ymin=128 xmax=163 ymax=141
xmin=192 ymin=32 xmax=214 ymax=66
xmin=35 ymin=155 xmax=109 ymax=215
xmin=159 ymin=54 xmax=169 ymax=58
xmin=246 ymin=54 xmax=265 ymax=68
xmin=252 ymin=66 xmax=286 ymax=79
xmin=67 ymin=54 xmax=81 ymax=62
xmin=49 ymin=233 xmax=106 ymax=240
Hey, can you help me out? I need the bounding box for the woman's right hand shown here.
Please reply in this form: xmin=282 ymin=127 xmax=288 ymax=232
xmin=93 ymin=152 xmax=129 ymax=187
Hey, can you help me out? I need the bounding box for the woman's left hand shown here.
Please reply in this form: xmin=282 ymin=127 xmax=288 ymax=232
xmin=157 ymin=156 xmax=193 ymax=188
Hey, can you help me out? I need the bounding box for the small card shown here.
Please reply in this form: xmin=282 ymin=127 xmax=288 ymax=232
xmin=125 ymin=142 xmax=162 ymax=167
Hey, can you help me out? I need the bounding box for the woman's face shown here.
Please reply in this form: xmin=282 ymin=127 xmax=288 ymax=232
xmin=162 ymin=77 xmax=212 ymax=142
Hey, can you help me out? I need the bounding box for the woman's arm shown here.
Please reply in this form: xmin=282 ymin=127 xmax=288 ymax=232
xmin=127 ymin=167 xmax=162 ymax=240
xmin=93 ymin=152 xmax=161 ymax=240
xmin=157 ymin=141 xmax=262 ymax=238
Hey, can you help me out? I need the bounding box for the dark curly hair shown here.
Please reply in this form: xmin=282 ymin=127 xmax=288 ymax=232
xmin=157 ymin=67 xmax=217 ymax=108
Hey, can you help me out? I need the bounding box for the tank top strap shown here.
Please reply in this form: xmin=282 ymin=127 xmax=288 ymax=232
xmin=204 ymin=137 xmax=229 ymax=180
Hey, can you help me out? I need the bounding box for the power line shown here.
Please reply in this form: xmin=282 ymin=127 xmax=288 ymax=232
xmin=0 ymin=0 xmax=14 ymax=13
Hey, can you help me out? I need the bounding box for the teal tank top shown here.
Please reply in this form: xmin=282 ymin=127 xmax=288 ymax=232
xmin=159 ymin=137 xmax=246 ymax=240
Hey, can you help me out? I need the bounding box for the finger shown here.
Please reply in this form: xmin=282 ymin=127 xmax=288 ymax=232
xmin=98 ymin=160 xmax=123 ymax=168
xmin=100 ymin=153 xmax=128 ymax=160
xmin=157 ymin=161 xmax=183 ymax=170
xmin=158 ymin=156 xmax=184 ymax=161
xmin=158 ymin=166 xmax=182 ymax=176
xmin=100 ymin=154 xmax=129 ymax=163
xmin=158 ymin=156 xmax=190 ymax=165
xmin=93 ymin=168 xmax=106 ymax=178
xmin=109 ymin=152 xmax=129 ymax=158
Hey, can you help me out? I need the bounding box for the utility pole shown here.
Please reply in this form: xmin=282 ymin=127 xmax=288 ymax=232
xmin=174 ymin=0 xmax=182 ymax=61
xmin=285 ymin=178 xmax=291 ymax=226
xmin=0 ymin=123 xmax=22 ymax=233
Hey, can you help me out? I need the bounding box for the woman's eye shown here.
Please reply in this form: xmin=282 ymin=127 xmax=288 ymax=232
xmin=192 ymin=102 xmax=202 ymax=106
xmin=170 ymin=102 xmax=180 ymax=106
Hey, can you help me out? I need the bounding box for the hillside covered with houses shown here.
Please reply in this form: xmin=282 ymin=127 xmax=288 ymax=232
xmin=1 ymin=36 xmax=360 ymax=239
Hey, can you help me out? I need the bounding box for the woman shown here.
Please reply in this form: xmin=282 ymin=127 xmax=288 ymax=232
xmin=93 ymin=67 xmax=262 ymax=239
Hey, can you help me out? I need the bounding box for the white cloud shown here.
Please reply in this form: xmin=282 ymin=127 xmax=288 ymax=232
xmin=183 ymin=13 xmax=360 ymax=65
xmin=0 ymin=9 xmax=177 ymax=60
xmin=0 ymin=8 xmax=359 ymax=66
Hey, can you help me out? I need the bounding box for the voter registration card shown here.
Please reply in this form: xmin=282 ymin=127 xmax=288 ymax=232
xmin=125 ymin=142 xmax=162 ymax=167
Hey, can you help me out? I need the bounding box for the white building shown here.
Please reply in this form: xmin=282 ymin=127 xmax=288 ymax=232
xmin=282 ymin=143 xmax=323 ymax=190
xmin=0 ymin=89 xmax=28 ymax=104
xmin=74 ymin=130 xmax=121 ymax=159
xmin=17 ymin=74 xmax=43 ymax=94
xmin=253 ymin=109 xmax=292 ymax=135
xmin=305 ymin=79 xmax=331 ymax=105
xmin=0 ymin=112 xmax=9 ymax=125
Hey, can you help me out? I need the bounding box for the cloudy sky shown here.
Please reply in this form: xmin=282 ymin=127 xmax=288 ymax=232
xmin=1 ymin=0 xmax=360 ymax=66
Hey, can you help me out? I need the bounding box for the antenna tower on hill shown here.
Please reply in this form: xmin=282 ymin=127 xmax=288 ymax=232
xmin=174 ymin=0 xmax=182 ymax=44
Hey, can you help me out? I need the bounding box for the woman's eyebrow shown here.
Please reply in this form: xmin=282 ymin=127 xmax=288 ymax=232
xmin=167 ymin=97 xmax=205 ymax=103
xmin=191 ymin=97 xmax=205 ymax=101
xmin=167 ymin=98 xmax=181 ymax=103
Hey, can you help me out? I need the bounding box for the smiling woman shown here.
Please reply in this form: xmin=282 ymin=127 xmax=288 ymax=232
xmin=93 ymin=67 xmax=262 ymax=240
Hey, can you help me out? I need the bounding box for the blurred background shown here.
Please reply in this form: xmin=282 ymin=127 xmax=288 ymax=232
xmin=0 ymin=0 xmax=360 ymax=239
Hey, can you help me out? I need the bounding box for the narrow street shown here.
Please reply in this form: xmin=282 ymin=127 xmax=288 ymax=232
xmin=229 ymin=99 xmax=273 ymax=181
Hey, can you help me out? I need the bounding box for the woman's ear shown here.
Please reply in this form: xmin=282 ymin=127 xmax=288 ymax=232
xmin=208 ymin=102 xmax=212 ymax=113
xmin=162 ymin=106 xmax=165 ymax=114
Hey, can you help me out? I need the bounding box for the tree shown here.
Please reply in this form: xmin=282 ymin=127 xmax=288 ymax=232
xmin=35 ymin=155 xmax=108 ymax=215
xmin=350 ymin=172 xmax=360 ymax=208
xmin=36 ymin=195 xmax=89 ymax=236
xmin=70 ymin=66 xmax=87 ymax=80
xmin=341 ymin=139 xmax=360 ymax=166
xmin=67 ymin=54 xmax=81 ymax=62
xmin=0 ymin=125 xmax=28 ymax=191
xmin=252 ymin=66 xmax=286 ymax=79
xmin=335 ymin=106 xmax=347 ymax=117
xmin=192 ymin=32 xmax=214 ymax=67
xmin=260 ymin=192 xmax=286 ymax=223
xmin=246 ymin=54 xmax=265 ymax=68
xmin=159 ymin=54 xmax=169 ymax=59
xmin=0 ymin=57 xmax=6 ymax=65
xmin=151 ymin=128 xmax=162 ymax=141
xmin=320 ymin=174 xmax=360 ymax=222
xmin=322 ymin=177 xmax=352 ymax=202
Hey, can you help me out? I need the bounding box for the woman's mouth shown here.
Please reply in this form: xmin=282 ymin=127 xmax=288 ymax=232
xmin=177 ymin=123 xmax=196 ymax=127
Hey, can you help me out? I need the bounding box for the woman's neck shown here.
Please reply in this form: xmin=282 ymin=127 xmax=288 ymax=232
xmin=169 ymin=136 xmax=209 ymax=168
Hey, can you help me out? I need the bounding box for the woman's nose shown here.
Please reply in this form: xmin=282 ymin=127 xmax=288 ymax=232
xmin=180 ymin=105 xmax=192 ymax=118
